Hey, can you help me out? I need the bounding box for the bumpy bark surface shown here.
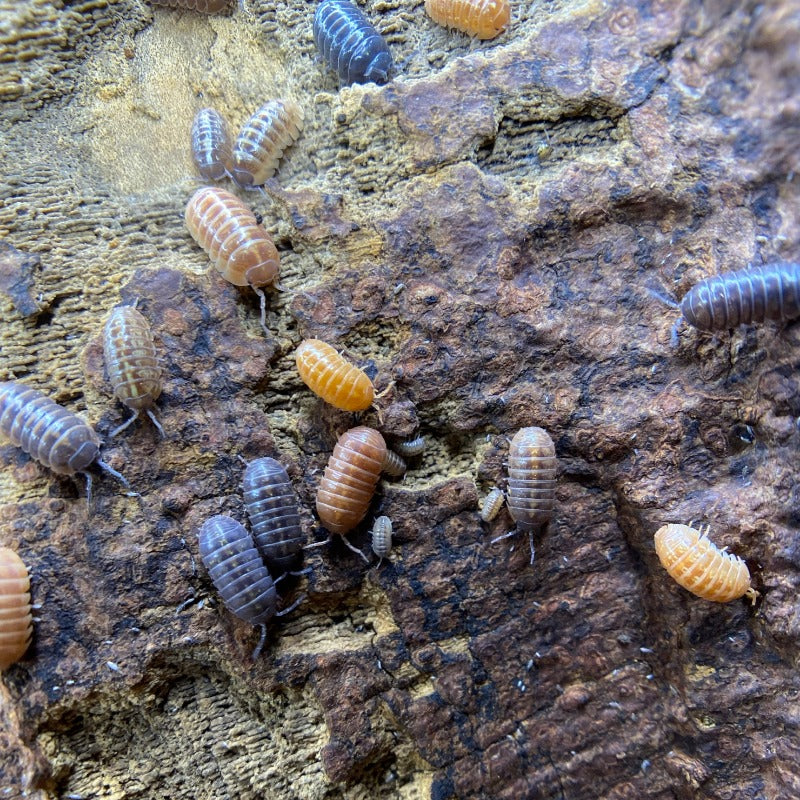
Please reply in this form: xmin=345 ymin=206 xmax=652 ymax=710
xmin=1 ymin=0 xmax=799 ymax=798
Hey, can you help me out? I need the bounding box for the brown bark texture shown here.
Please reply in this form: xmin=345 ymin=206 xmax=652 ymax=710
xmin=1 ymin=0 xmax=799 ymax=798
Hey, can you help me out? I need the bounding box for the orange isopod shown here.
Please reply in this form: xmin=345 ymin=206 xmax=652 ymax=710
xmin=316 ymin=426 xmax=386 ymax=540
xmin=0 ymin=547 xmax=33 ymax=670
xmin=654 ymin=524 xmax=758 ymax=603
xmin=424 ymin=0 xmax=511 ymax=39
xmin=185 ymin=187 xmax=280 ymax=335
xmin=295 ymin=339 xmax=374 ymax=412
xmin=149 ymin=0 xmax=232 ymax=12
xmin=231 ymin=99 xmax=304 ymax=187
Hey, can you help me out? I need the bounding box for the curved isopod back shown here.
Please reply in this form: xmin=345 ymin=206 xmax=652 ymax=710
xmin=191 ymin=107 xmax=233 ymax=181
xmin=425 ymin=0 xmax=511 ymax=40
xmin=0 ymin=547 xmax=33 ymax=670
xmin=295 ymin=339 xmax=374 ymax=412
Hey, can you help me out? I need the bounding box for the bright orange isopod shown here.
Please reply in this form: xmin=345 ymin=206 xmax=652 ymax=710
xmin=295 ymin=339 xmax=374 ymax=412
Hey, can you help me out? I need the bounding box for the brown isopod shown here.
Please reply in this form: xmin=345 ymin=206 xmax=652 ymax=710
xmin=492 ymin=426 xmax=556 ymax=564
xmin=382 ymin=449 xmax=407 ymax=478
xmin=0 ymin=547 xmax=32 ymax=670
xmin=394 ymin=434 xmax=425 ymax=458
xmin=295 ymin=339 xmax=374 ymax=412
xmin=149 ymin=0 xmax=232 ymax=12
xmin=314 ymin=426 xmax=386 ymax=562
xmin=371 ymin=516 xmax=392 ymax=564
xmin=425 ymin=0 xmax=511 ymax=40
xmin=0 ymin=380 xmax=130 ymax=500
xmin=231 ymin=99 xmax=304 ymax=187
xmin=191 ymin=108 xmax=233 ymax=181
xmin=185 ymin=187 xmax=280 ymax=336
xmin=480 ymin=487 xmax=505 ymax=522
xmin=654 ymin=523 xmax=758 ymax=603
xmin=103 ymin=305 xmax=164 ymax=438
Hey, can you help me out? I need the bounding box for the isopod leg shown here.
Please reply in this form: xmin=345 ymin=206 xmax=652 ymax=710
xmin=491 ymin=529 xmax=517 ymax=544
xmin=304 ymin=537 xmax=331 ymax=551
xmin=340 ymin=535 xmax=370 ymax=564
xmin=275 ymin=593 xmax=305 ymax=617
xmin=82 ymin=471 xmax=93 ymax=507
xmin=109 ymin=409 xmax=140 ymax=438
xmin=251 ymin=624 xmax=267 ymax=660
xmin=146 ymin=409 xmax=166 ymax=439
xmin=96 ymin=459 xmax=134 ymax=492
xmin=253 ymin=287 xmax=269 ymax=337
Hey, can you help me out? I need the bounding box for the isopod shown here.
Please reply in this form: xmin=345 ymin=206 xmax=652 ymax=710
xmin=654 ymin=523 xmax=758 ymax=603
xmin=149 ymin=0 xmax=232 ymax=12
xmin=425 ymin=0 xmax=511 ymax=39
xmin=315 ymin=426 xmax=386 ymax=560
xmin=242 ymin=457 xmax=304 ymax=575
xmin=0 ymin=547 xmax=32 ymax=670
xmin=197 ymin=515 xmax=299 ymax=657
xmin=295 ymin=339 xmax=374 ymax=412
xmin=393 ymin=434 xmax=425 ymax=458
xmin=313 ymin=0 xmax=394 ymax=86
xmin=185 ymin=187 xmax=280 ymax=336
xmin=103 ymin=305 xmax=164 ymax=438
xmin=382 ymin=449 xmax=406 ymax=478
xmin=371 ymin=515 xmax=392 ymax=563
xmin=492 ymin=426 xmax=556 ymax=564
xmin=480 ymin=487 xmax=505 ymax=522
xmin=231 ymin=99 xmax=304 ymax=187
xmin=191 ymin=108 xmax=233 ymax=181
xmin=0 ymin=380 xmax=129 ymax=499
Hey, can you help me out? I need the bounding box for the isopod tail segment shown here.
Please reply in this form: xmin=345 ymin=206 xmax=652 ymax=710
xmin=109 ymin=408 xmax=165 ymax=439
xmin=490 ymin=527 xmax=539 ymax=566
xmin=252 ymin=592 xmax=305 ymax=660
xmin=646 ymin=286 xmax=683 ymax=347
xmin=304 ymin=534 xmax=370 ymax=564
xmin=85 ymin=458 xmax=136 ymax=506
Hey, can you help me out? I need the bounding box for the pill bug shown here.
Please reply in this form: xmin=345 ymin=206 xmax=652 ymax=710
xmin=425 ymin=0 xmax=511 ymax=39
xmin=679 ymin=262 xmax=800 ymax=333
xmin=198 ymin=515 xmax=299 ymax=657
xmin=315 ymin=426 xmax=386 ymax=560
xmin=313 ymin=0 xmax=394 ymax=86
xmin=382 ymin=449 xmax=406 ymax=477
xmin=492 ymin=426 xmax=556 ymax=564
xmin=0 ymin=547 xmax=32 ymax=670
xmin=371 ymin=515 xmax=392 ymax=563
xmin=149 ymin=0 xmax=232 ymax=12
xmin=393 ymin=434 xmax=425 ymax=458
xmin=242 ymin=457 xmax=304 ymax=575
xmin=654 ymin=523 xmax=758 ymax=603
xmin=480 ymin=487 xmax=505 ymax=522
xmin=185 ymin=187 xmax=280 ymax=336
xmin=103 ymin=305 xmax=164 ymax=438
xmin=191 ymin=108 xmax=233 ymax=181
xmin=231 ymin=100 xmax=304 ymax=187
xmin=0 ymin=380 xmax=129 ymax=499
xmin=295 ymin=339 xmax=375 ymax=412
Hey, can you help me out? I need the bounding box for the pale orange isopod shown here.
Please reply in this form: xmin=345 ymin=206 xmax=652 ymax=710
xmin=295 ymin=339 xmax=375 ymax=412
xmin=424 ymin=0 xmax=511 ymax=39
xmin=654 ymin=524 xmax=758 ymax=603
xmin=0 ymin=547 xmax=33 ymax=670
xmin=231 ymin=99 xmax=304 ymax=187
xmin=149 ymin=0 xmax=232 ymax=12
xmin=185 ymin=187 xmax=280 ymax=335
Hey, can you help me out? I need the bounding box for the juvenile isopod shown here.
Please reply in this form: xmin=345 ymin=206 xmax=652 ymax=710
xmin=381 ymin=449 xmax=406 ymax=478
xmin=197 ymin=515 xmax=299 ymax=657
xmin=0 ymin=547 xmax=32 ymax=670
xmin=393 ymin=434 xmax=425 ymax=458
xmin=103 ymin=305 xmax=164 ymax=438
xmin=185 ymin=187 xmax=280 ymax=336
xmin=315 ymin=426 xmax=386 ymax=561
xmin=480 ymin=487 xmax=505 ymax=522
xmin=191 ymin=108 xmax=233 ymax=181
xmin=371 ymin=515 xmax=392 ymax=564
xmin=425 ymin=0 xmax=511 ymax=39
xmin=149 ymin=0 xmax=232 ymax=12
xmin=654 ymin=523 xmax=758 ymax=603
xmin=295 ymin=339 xmax=374 ymax=412
xmin=231 ymin=100 xmax=304 ymax=187
xmin=242 ymin=457 xmax=304 ymax=575
xmin=0 ymin=380 xmax=129 ymax=499
xmin=313 ymin=0 xmax=394 ymax=86
xmin=492 ymin=426 xmax=556 ymax=564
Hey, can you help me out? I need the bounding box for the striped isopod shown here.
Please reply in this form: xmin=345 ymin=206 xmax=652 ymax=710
xmin=242 ymin=457 xmax=304 ymax=575
xmin=0 ymin=547 xmax=32 ymax=670
xmin=231 ymin=100 xmax=304 ymax=187
xmin=191 ymin=108 xmax=233 ymax=181
xmin=425 ymin=0 xmax=511 ymax=39
xmin=315 ymin=426 xmax=386 ymax=560
xmin=382 ymin=449 xmax=406 ymax=478
xmin=654 ymin=523 xmax=758 ymax=603
xmin=313 ymin=0 xmax=394 ymax=86
xmin=0 ymin=381 xmax=129 ymax=499
xmin=371 ymin=516 xmax=392 ymax=563
xmin=480 ymin=487 xmax=505 ymax=522
xmin=185 ymin=187 xmax=280 ymax=336
xmin=394 ymin=434 xmax=425 ymax=458
xmin=103 ymin=305 xmax=164 ymax=438
xmin=149 ymin=0 xmax=232 ymax=12
xmin=295 ymin=339 xmax=374 ymax=412
xmin=679 ymin=262 xmax=800 ymax=332
xmin=492 ymin=426 xmax=556 ymax=564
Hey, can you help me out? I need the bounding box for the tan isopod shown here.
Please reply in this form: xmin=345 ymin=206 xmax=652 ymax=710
xmin=232 ymin=99 xmax=304 ymax=187
xmin=185 ymin=187 xmax=280 ymax=336
xmin=149 ymin=0 xmax=232 ymax=12
xmin=654 ymin=523 xmax=758 ymax=603
xmin=0 ymin=547 xmax=33 ymax=670
xmin=480 ymin=487 xmax=505 ymax=522
xmin=103 ymin=305 xmax=164 ymax=438
xmin=382 ymin=449 xmax=406 ymax=478
xmin=295 ymin=339 xmax=374 ymax=412
xmin=191 ymin=108 xmax=233 ymax=181
xmin=424 ymin=0 xmax=511 ymax=40
xmin=371 ymin=516 xmax=392 ymax=564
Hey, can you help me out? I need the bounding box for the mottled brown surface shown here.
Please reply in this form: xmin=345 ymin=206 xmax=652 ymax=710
xmin=1 ymin=0 xmax=800 ymax=798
